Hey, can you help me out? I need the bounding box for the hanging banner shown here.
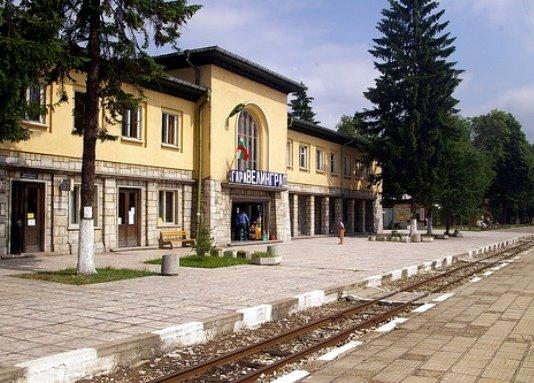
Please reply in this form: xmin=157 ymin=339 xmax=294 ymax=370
xmin=229 ymin=169 xmax=287 ymax=188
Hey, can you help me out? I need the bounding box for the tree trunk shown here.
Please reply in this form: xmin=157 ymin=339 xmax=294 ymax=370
xmin=409 ymin=201 xmax=417 ymax=236
xmin=426 ymin=207 xmax=433 ymax=236
xmin=77 ymin=0 xmax=100 ymax=276
xmin=445 ymin=214 xmax=451 ymax=235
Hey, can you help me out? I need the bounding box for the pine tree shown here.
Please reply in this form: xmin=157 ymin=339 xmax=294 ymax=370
xmin=360 ymin=0 xmax=462 ymax=234
xmin=1 ymin=0 xmax=200 ymax=275
xmin=288 ymin=82 xmax=320 ymax=124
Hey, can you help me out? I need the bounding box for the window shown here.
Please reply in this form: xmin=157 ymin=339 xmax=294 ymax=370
xmin=25 ymin=85 xmax=46 ymax=124
xmin=162 ymin=112 xmax=180 ymax=147
xmin=316 ymin=148 xmax=325 ymax=172
xmin=158 ymin=190 xmax=177 ymax=224
xmin=122 ymin=107 xmax=142 ymax=140
xmin=330 ymin=152 xmax=337 ymax=174
xmin=237 ymin=110 xmax=259 ymax=170
xmin=73 ymin=91 xmax=85 ymax=132
xmin=286 ymin=140 xmax=293 ymax=168
xmin=343 ymin=156 xmax=350 ymax=177
xmin=299 ymin=144 xmax=309 ymax=169
xmin=69 ymin=185 xmax=99 ymax=226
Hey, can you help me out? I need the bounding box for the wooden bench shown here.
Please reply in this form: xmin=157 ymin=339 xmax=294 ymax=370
xmin=159 ymin=229 xmax=195 ymax=249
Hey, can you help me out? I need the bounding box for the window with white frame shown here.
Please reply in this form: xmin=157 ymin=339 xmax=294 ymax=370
xmin=299 ymin=144 xmax=309 ymax=169
xmin=343 ymin=156 xmax=350 ymax=177
xmin=316 ymin=148 xmax=325 ymax=172
xmin=330 ymin=152 xmax=337 ymax=174
xmin=25 ymin=85 xmax=46 ymax=124
xmin=162 ymin=112 xmax=180 ymax=147
xmin=158 ymin=190 xmax=178 ymax=224
xmin=237 ymin=110 xmax=259 ymax=171
xmin=122 ymin=107 xmax=142 ymax=140
xmin=286 ymin=140 xmax=293 ymax=168
xmin=69 ymin=185 xmax=99 ymax=226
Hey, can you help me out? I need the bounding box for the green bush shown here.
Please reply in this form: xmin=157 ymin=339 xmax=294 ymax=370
xmin=252 ymin=251 xmax=275 ymax=258
xmin=195 ymin=225 xmax=214 ymax=257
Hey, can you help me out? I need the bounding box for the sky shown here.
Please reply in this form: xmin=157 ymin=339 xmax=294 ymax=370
xmin=152 ymin=0 xmax=534 ymax=142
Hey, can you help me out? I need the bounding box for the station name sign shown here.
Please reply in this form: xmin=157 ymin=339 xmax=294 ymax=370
xmin=229 ymin=169 xmax=287 ymax=188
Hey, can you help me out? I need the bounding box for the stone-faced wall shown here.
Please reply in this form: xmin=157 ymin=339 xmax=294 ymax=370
xmin=0 ymin=150 xmax=194 ymax=256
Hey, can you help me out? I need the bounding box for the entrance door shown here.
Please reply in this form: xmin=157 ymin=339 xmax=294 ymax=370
xmin=118 ymin=188 xmax=140 ymax=247
xmin=10 ymin=181 xmax=45 ymax=254
xmin=231 ymin=201 xmax=265 ymax=241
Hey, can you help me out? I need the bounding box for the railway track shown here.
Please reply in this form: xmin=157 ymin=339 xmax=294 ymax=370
xmin=150 ymin=239 xmax=533 ymax=383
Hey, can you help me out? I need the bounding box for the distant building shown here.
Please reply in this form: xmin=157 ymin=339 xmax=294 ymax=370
xmin=0 ymin=46 xmax=382 ymax=255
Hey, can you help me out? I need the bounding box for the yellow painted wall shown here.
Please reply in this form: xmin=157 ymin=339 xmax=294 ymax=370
xmin=203 ymin=65 xmax=289 ymax=181
xmin=287 ymin=130 xmax=378 ymax=192
xmin=1 ymin=74 xmax=196 ymax=171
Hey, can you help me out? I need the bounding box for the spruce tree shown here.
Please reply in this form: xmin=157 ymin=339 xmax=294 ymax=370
xmin=360 ymin=0 xmax=462 ymax=234
xmin=1 ymin=0 xmax=199 ymax=275
xmin=289 ymin=82 xmax=320 ymax=124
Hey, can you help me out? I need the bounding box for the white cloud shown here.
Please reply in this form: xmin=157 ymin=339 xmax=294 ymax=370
xmin=463 ymin=85 xmax=534 ymax=142
xmin=156 ymin=0 xmax=376 ymax=130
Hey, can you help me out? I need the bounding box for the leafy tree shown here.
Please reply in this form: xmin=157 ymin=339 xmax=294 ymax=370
xmin=336 ymin=114 xmax=363 ymax=138
xmin=472 ymin=110 xmax=532 ymax=224
xmin=438 ymin=116 xmax=493 ymax=234
xmin=359 ymin=0 xmax=462 ymax=235
xmin=0 ymin=0 xmax=70 ymax=142
xmin=288 ymin=82 xmax=320 ymax=124
xmin=1 ymin=0 xmax=200 ymax=275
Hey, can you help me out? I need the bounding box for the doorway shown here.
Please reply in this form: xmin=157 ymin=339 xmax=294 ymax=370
xmin=231 ymin=201 xmax=266 ymax=241
xmin=10 ymin=181 xmax=45 ymax=254
xmin=118 ymin=188 xmax=140 ymax=247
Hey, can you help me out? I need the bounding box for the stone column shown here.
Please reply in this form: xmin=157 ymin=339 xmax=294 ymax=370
xmin=321 ymin=196 xmax=330 ymax=235
xmin=334 ymin=198 xmax=343 ymax=228
xmin=373 ymin=197 xmax=384 ymax=234
xmin=347 ymin=199 xmax=355 ymax=234
xmin=102 ymin=178 xmax=117 ymax=251
xmin=183 ymin=184 xmax=192 ymax=235
xmin=0 ymin=170 xmax=8 ymax=255
xmin=53 ymin=175 xmax=70 ymax=254
xmin=146 ymin=181 xmax=158 ymax=247
xmin=275 ymin=191 xmax=291 ymax=241
xmin=291 ymin=193 xmax=299 ymax=238
xmin=360 ymin=200 xmax=367 ymax=233
xmin=306 ymin=195 xmax=315 ymax=236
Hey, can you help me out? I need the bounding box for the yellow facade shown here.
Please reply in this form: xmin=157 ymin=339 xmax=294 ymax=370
xmin=1 ymin=75 xmax=197 ymax=172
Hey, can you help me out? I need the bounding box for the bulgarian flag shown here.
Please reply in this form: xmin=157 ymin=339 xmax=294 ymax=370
xmin=236 ymin=138 xmax=250 ymax=161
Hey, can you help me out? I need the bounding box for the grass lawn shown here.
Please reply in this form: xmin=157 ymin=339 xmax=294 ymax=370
xmin=17 ymin=267 xmax=155 ymax=285
xmin=145 ymin=255 xmax=250 ymax=268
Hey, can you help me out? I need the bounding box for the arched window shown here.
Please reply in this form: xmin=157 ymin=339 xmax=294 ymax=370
xmin=237 ymin=110 xmax=259 ymax=170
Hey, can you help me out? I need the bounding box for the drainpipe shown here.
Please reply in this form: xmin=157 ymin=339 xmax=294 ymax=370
xmin=195 ymin=93 xmax=208 ymax=234
xmin=183 ymin=50 xmax=208 ymax=234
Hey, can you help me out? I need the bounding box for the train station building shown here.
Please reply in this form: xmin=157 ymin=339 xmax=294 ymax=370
xmin=0 ymin=46 xmax=382 ymax=256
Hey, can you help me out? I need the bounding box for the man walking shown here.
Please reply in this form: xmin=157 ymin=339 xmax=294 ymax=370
xmin=236 ymin=208 xmax=250 ymax=241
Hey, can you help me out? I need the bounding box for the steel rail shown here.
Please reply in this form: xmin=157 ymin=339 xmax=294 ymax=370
xmin=235 ymin=241 xmax=533 ymax=382
xmin=151 ymin=240 xmax=532 ymax=383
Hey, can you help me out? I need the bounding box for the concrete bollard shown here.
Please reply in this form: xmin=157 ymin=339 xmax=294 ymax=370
xmin=411 ymin=234 xmax=422 ymax=243
xmin=267 ymin=245 xmax=280 ymax=257
xmin=161 ymin=254 xmax=179 ymax=276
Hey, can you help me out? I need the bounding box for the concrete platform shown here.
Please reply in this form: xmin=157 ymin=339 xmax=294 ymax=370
xmin=303 ymin=240 xmax=534 ymax=383
xmin=0 ymin=227 xmax=532 ymax=382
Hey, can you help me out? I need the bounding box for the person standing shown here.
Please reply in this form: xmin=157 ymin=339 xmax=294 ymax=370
xmin=236 ymin=208 xmax=250 ymax=241
xmin=338 ymin=220 xmax=345 ymax=245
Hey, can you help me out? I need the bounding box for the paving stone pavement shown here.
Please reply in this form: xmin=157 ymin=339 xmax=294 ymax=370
xmin=0 ymin=227 xmax=532 ymax=368
xmin=303 ymin=237 xmax=534 ymax=383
